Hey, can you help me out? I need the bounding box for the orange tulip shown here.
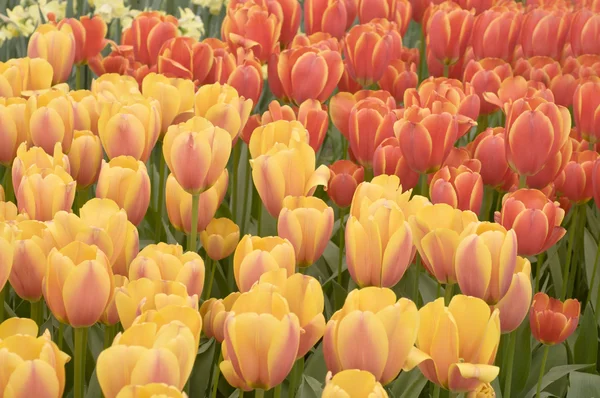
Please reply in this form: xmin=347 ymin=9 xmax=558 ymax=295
xmin=495 ymin=189 xmax=566 ymax=256
xmin=519 ymin=8 xmax=570 ymax=59
xmin=121 ymin=12 xmax=179 ymax=66
xmin=373 ymin=137 xmax=420 ymax=191
xmin=427 ymin=6 xmax=474 ymax=67
xmin=200 ymin=292 xmax=241 ymax=342
xmin=25 ymin=91 xmax=75 ymax=155
xmin=573 ymin=81 xmax=600 ymax=143
xmin=468 ymin=127 xmax=516 ymax=188
xmin=96 ymin=157 xmax=151 ymax=225
xmin=226 ymin=49 xmax=264 ymax=107
xmin=554 ymin=149 xmax=599 ymax=204
xmin=570 ymin=9 xmax=600 ymax=57
xmin=68 ymin=130 xmax=103 ymax=189
xmin=463 ymin=58 xmax=513 ymax=115
xmin=303 ymin=0 xmax=357 ymax=38
xmin=229 ymin=0 xmax=300 ymax=45
xmin=200 ymin=218 xmax=241 ymax=261
xmin=358 ymin=0 xmax=412 ymax=35
xmin=157 ymin=37 xmax=212 ymax=82
xmin=471 ymin=7 xmax=522 ymax=61
xmin=57 ymin=16 xmax=108 ymax=64
xmin=530 ymin=293 xmax=580 ymax=345
xmin=327 ymin=160 xmax=365 ymax=208
xmin=27 ymin=23 xmax=76 ymax=84
xmin=0 ymin=98 xmax=27 ymax=166
xmin=378 ymin=59 xmax=418 ymax=104
xmin=483 ymin=75 xmax=555 ymax=110
xmin=430 ymin=164 xmax=483 ymax=213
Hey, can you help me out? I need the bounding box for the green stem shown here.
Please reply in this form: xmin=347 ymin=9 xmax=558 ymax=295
xmin=289 ymin=357 xmax=304 ymax=398
xmin=342 ymin=137 xmax=348 ymax=160
xmin=76 ymin=64 xmax=84 ymax=90
xmin=364 ymin=167 xmax=373 ymax=183
xmin=103 ymin=324 xmax=116 ymax=349
xmin=57 ymin=322 xmax=64 ymax=351
xmin=74 ymin=327 xmax=89 ymax=398
xmin=536 ymin=253 xmax=544 ymax=293
xmin=536 ymin=345 xmax=550 ymax=398
xmin=257 ymin=203 xmax=263 ymax=236
xmin=503 ymin=331 xmax=517 ymax=398
xmin=204 ymin=258 xmax=216 ymax=300
xmin=432 ymin=384 xmax=441 ymax=398
xmin=337 ymin=207 xmax=347 ymax=285
xmin=414 ymin=255 xmax=421 ymax=306
xmin=255 ymin=389 xmax=265 ymax=398
xmin=561 ymin=205 xmax=579 ymax=300
xmin=436 ymin=282 xmax=441 ymax=298
xmin=155 ymin=146 xmax=166 ymax=243
xmin=418 ymin=173 xmax=428 ymax=198
xmin=240 ymin=151 xmax=251 ymax=235
xmin=444 ymin=284 xmax=453 ymax=305
xmin=0 ymin=285 xmax=5 ymax=323
xmin=418 ymin=29 xmax=427 ymax=83
xmin=587 ymin=234 xmax=600 ymax=304
xmin=239 ymin=390 xmax=244 ymax=398
xmin=231 ymin=142 xmax=241 ymax=223
xmin=30 ymin=300 xmax=43 ymax=326
xmin=188 ymin=194 xmax=200 ymax=253
xmin=567 ymin=204 xmax=586 ymax=298
xmin=273 ymin=384 xmax=282 ymax=398
xmin=443 ymin=63 xmax=449 ymax=78
xmin=210 ymin=347 xmax=223 ymax=398
xmin=2 ymin=164 xmax=14 ymax=203
xmin=518 ymin=174 xmax=527 ymax=189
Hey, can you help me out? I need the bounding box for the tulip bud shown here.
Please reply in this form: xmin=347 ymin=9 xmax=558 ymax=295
xmin=573 ymin=81 xmax=600 ymax=143
xmin=327 ymin=160 xmax=365 ymax=208
xmin=200 ymin=218 xmax=241 ymax=261
xmin=520 ymin=8 xmax=569 ymax=59
xmin=495 ymin=189 xmax=566 ymax=256
xmin=304 ymin=0 xmax=356 ymax=38
xmin=463 ymin=59 xmax=513 ymax=115
xmin=324 ymin=288 xmax=418 ymax=385
xmin=530 ymin=293 xmax=580 ymax=345
xmin=200 ymin=292 xmax=241 ymax=342
xmin=142 ymin=73 xmax=195 ymax=135
xmin=343 ymin=23 xmax=395 ymax=86
xmin=233 ymin=235 xmax=296 ymax=292
xmin=378 ymin=59 xmax=418 ymax=104
xmin=358 ymin=0 xmax=412 ymax=35
xmin=26 ymin=91 xmax=75 ymax=155
xmin=430 ymin=164 xmax=484 ymax=213
xmin=427 ymin=7 xmax=474 ymax=66
xmin=27 ymin=23 xmax=76 ymax=84
xmin=372 ymin=137 xmax=419 ymax=191
xmin=249 ymin=120 xmax=309 ymax=159
xmin=92 ymin=74 xmax=141 ymax=102
xmin=492 ymin=256 xmax=532 ymax=333
xmin=96 ymin=157 xmax=151 ymax=225
xmin=405 ymin=295 xmax=500 ymax=391
xmin=166 ymin=171 xmax=229 ymax=234
xmin=227 ymin=48 xmax=264 ymax=107
xmin=468 ymin=127 xmax=514 ymax=188
xmin=0 ymin=99 xmax=27 ymax=166
xmin=555 ymin=149 xmax=599 ymax=204
xmin=69 ymin=90 xmax=100 ymax=134
xmin=1 ymin=57 xmax=55 ymax=94
xmin=68 ymin=130 xmax=103 ymax=189
xmin=471 ymin=8 xmax=522 ymax=61
xmin=330 ymin=90 xmax=396 ymax=140
xmin=121 ymin=12 xmax=179 ymax=66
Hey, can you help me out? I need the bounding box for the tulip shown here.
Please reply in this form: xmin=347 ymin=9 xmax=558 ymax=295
xmin=157 ymin=37 xmax=214 ymax=82
xmin=194 ymin=83 xmax=253 ymax=142
xmin=69 ymin=90 xmax=100 ymax=134
xmin=405 ymin=295 xmax=501 ymax=392
xmin=373 ymin=137 xmax=420 ymax=191
xmin=358 ymin=0 xmax=412 ymax=34
xmin=101 ymin=275 xmax=129 ymax=326
xmin=225 ymin=48 xmax=264 ymax=107
xmin=394 ymin=110 xmax=459 ymax=174
xmin=27 ymin=23 xmax=76 ymax=85
xmin=26 ymin=91 xmax=75 ymax=154
xmin=0 ymin=327 xmax=70 ymax=397
xmin=409 ymin=203 xmax=478 ymax=284
xmin=492 ymin=256 xmax=532 ymax=333
xmin=495 ymin=189 xmax=566 ymax=256
xmin=530 ymin=292 xmax=580 ymax=345
xmin=98 ymin=96 xmax=161 ymax=162
xmin=91 ymin=74 xmax=141 ymax=102
xmin=233 ymin=235 xmax=296 ymax=292
xmin=322 ymin=370 xmax=388 ymax=397
xmin=95 ymin=156 xmax=150 ymax=225
xmin=0 ymin=222 xmax=14 ymax=295
xmin=200 ymin=292 xmax=241 ymax=342
xmin=304 ymin=0 xmax=357 ymax=38
xmin=142 ymin=73 xmax=195 ymax=135
xmin=128 ymin=243 xmax=205 ymax=298
xmin=554 ymin=150 xmax=598 ymax=204
xmin=483 ymin=75 xmax=555 ymax=110
xmin=250 ymin=141 xmax=330 ymax=217
xmin=570 ymin=9 xmax=600 ymax=57
xmin=467 ymin=383 xmax=496 ymax=398
xmin=430 ymin=164 xmax=484 ymax=213
xmin=573 ymin=81 xmax=600 ymax=143
xmin=520 ymin=8 xmax=570 ymax=59
xmin=0 ymin=57 xmax=54 ymax=95
xmin=115 ymin=384 xmax=186 ymax=398
xmin=0 ymin=200 xmax=18 ymax=224
xmin=269 ymin=46 xmax=343 ymax=104
xmin=330 ymin=90 xmax=396 ymax=140
xmin=277 ymin=196 xmax=334 ymax=267
xmin=16 ymin=166 xmax=75 ymax=222
xmin=121 ymin=12 xmax=179 ymax=66
xmin=228 ymin=0 xmax=299 ymax=46
xmin=68 ymin=130 xmax=103 ymax=189
xmin=57 ymin=16 xmax=108 ymax=64
xmin=166 ymin=171 xmax=229 ymax=234
xmin=327 ymin=160 xmax=365 ymax=208
xmin=427 ymin=7 xmax=474 ymax=67
xmin=378 ymin=59 xmax=419 ymax=104
xmin=221 ymin=1 xmax=282 ymax=63
xmin=471 ymin=7 xmax=522 ymax=61
xmin=324 ymin=287 xmax=419 ymax=385
xmin=200 ymin=218 xmax=240 ymax=261
xmin=0 ymin=99 xmax=27 ymax=166
xmin=468 ymin=127 xmax=516 ymax=188
xmin=249 ymin=120 xmax=309 ymax=159
xmin=97 ymin=321 xmax=196 ymax=398
xmin=42 ymin=241 xmax=114 ymax=327
xmin=464 ymin=59 xmax=513 ymax=116
xmin=343 ymin=23 xmax=395 ymax=86
xmin=88 ymin=45 xmax=134 ymax=79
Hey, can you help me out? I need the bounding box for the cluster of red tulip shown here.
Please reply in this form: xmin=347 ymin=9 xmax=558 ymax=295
xmin=1 ymin=0 xmax=600 ymax=396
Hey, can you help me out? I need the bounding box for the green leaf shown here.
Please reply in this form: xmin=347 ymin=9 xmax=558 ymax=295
xmin=547 ymin=245 xmax=563 ymax=296
xmin=304 ymin=344 xmax=328 ymax=382
xmin=188 ymin=339 xmax=218 ymax=398
xmin=390 ymin=369 xmax=428 ymax=398
xmin=297 ymin=375 xmax=322 ymax=398
xmin=511 ymin=321 xmax=532 ymax=396
xmin=87 ymin=324 xmax=104 ymax=362
xmin=331 ymin=280 xmax=348 ymax=312
xmin=85 ymin=368 xmax=102 ymax=398
xmin=524 ymin=364 xmax=593 ymax=398
xmin=573 ymin=307 xmax=598 ymax=368
xmin=418 ymin=272 xmax=438 ymax=304
xmin=583 ymin=229 xmax=600 ymax=306
xmin=491 ymin=378 xmax=503 ymax=398
xmin=566 ymin=372 xmax=600 ymax=398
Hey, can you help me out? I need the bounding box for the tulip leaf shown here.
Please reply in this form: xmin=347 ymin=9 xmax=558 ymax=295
xmin=418 ymin=272 xmax=438 ymax=305
xmin=85 ymin=368 xmax=102 ymax=398
xmin=390 ymin=369 xmax=427 ymax=398
xmin=583 ymin=229 xmax=600 ymax=307
xmin=491 ymin=378 xmax=503 ymax=398
xmin=331 ymin=280 xmax=348 ymax=313
xmin=511 ymin=321 xmax=532 ymax=396
xmin=574 ymin=307 xmax=598 ymax=369
xmin=297 ymin=375 xmax=323 ymax=398
xmin=304 ymin=343 xmax=328 ymax=382
xmin=87 ymin=324 xmax=104 ymax=362
xmin=188 ymin=338 xmax=217 ymax=398
xmin=524 ymin=364 xmax=593 ymax=398
xmin=566 ymin=372 xmax=600 ymax=398
xmin=547 ymin=245 xmax=563 ymax=296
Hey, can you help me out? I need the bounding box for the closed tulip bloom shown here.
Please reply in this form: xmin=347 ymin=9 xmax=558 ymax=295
xmin=570 ymin=9 xmax=600 ymax=57
xmin=221 ymin=1 xmax=282 ymax=63
xmin=115 ymin=384 xmax=186 ymax=398
xmin=379 ymin=59 xmax=419 ymax=104
xmin=409 ymin=203 xmax=478 ymax=284
xmin=463 ymin=59 xmax=513 ymax=115
xmin=226 ymin=49 xmax=264 ymax=107
xmin=324 ymin=288 xmax=418 ymax=385
xmin=166 ymin=171 xmax=229 ymax=234
xmin=554 ymin=149 xmax=598 ymax=204
xmin=277 ymin=196 xmax=334 ymax=267
xmin=0 ymin=200 xmax=22 ymax=223
xmin=394 ymin=110 xmax=459 ymax=174
xmin=405 ymin=296 xmax=501 ymax=392
xmin=200 ymin=292 xmax=241 ymax=342
xmin=95 ymin=157 xmax=151 ymax=225
xmin=220 ymin=312 xmax=301 ymax=391
xmin=427 ymin=7 xmax=474 ymax=66
xmin=43 ymin=241 xmax=114 ymax=327
xmin=330 ymin=90 xmax=396 ymax=140
xmin=468 ymin=127 xmax=514 ymax=188
xmin=520 ymin=8 xmax=569 ymax=59
xmin=358 ymin=0 xmax=411 ymax=34
xmin=233 ymin=235 xmax=296 ymax=292
xmin=142 ymin=73 xmax=195 ymax=135
xmin=573 ymin=81 xmax=600 ymax=143
xmin=57 ymin=16 xmax=108 ymax=64
xmin=70 ymin=90 xmax=100 ymax=135
xmin=430 ymin=164 xmax=484 ymax=213
xmin=91 ymin=74 xmax=141 ymax=102
xmin=163 ymin=117 xmax=231 ymax=194
xmin=129 ymin=243 xmax=205 ymax=298
xmin=227 ymin=0 xmax=299 ymax=46
xmin=0 ymin=222 xmax=15 ymax=294
xmin=495 ymin=189 xmax=565 ymax=256
xmin=343 ymin=23 xmax=395 ymax=86
xmin=251 ymin=141 xmax=330 ymax=217
xmin=97 ymin=321 xmax=196 ymax=398
xmin=27 ymin=23 xmax=76 ymax=84
xmin=0 ymin=328 xmax=70 ymax=397
xmin=68 ymin=130 xmax=103 ymax=189
xmin=0 ymin=57 xmax=54 ymax=96
xmin=471 ymin=8 xmax=522 ymax=61
xmin=249 ymin=120 xmax=309 ymax=159
xmin=322 ymin=370 xmax=388 ymax=397
xmin=373 ymin=137 xmax=420 ymax=191
xmin=101 ymin=275 xmax=129 ymax=325
xmin=304 ymin=0 xmax=357 ymax=38
xmin=121 ymin=12 xmax=179 ymax=66
xmin=200 ymin=218 xmax=240 ymax=261
xmin=530 ymin=293 xmax=580 ymax=345
xmin=327 ymin=160 xmax=365 ymax=208
xmin=492 ymin=256 xmax=532 ymax=333
xmin=26 ymin=91 xmax=75 ymax=154
xmin=194 ymin=83 xmax=253 ymax=142
xmin=0 ymin=99 xmax=27 ymax=166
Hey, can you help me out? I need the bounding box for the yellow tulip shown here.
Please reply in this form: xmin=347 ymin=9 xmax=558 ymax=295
xmin=142 ymin=73 xmax=195 ymax=135
xmin=129 ymin=243 xmax=205 ymax=298
xmin=91 ymin=74 xmax=141 ymax=103
xmin=0 ymin=201 xmax=24 ymax=223
xmin=200 ymin=218 xmax=241 ymax=261
xmin=248 ymin=120 xmax=309 ymax=159
xmin=115 ymin=383 xmax=187 ymax=398
xmin=25 ymin=90 xmax=75 ymax=154
xmin=323 ymin=287 xmax=419 ymax=385
xmin=0 ymin=317 xmax=38 ymax=339
xmin=11 ymin=142 xmax=70 ymax=196
xmin=101 ymin=275 xmax=129 ymax=326
xmin=0 ymin=222 xmax=15 ymax=293
xmin=69 ymin=90 xmax=100 ymax=134
xmin=0 ymin=99 xmax=27 ymax=166
xmin=322 ymin=370 xmax=388 ymax=398
xmin=132 ymin=303 xmax=203 ymax=349
xmin=467 ymin=383 xmax=496 ymax=398
xmin=200 ymin=292 xmax=241 ymax=342
xmin=68 ymin=130 xmax=103 ymax=189
xmin=43 ymin=241 xmax=114 ymax=327
xmin=233 ymin=235 xmax=296 ymax=292
xmin=251 ymin=141 xmax=330 ymax=217
xmin=404 ymin=295 xmax=501 ymax=392
xmin=0 ymin=57 xmax=54 ymax=96
xmin=27 ymin=23 xmax=76 ymax=84
xmin=163 ymin=116 xmax=231 ymax=194
xmin=493 ymin=256 xmax=532 ymax=333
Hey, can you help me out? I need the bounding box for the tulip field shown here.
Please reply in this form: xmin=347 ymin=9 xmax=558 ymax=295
xmin=2 ymin=0 xmax=600 ymax=397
